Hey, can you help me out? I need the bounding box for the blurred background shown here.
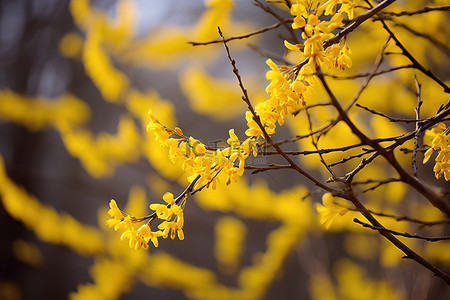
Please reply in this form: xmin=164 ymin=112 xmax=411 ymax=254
xmin=0 ymin=0 xmax=449 ymax=299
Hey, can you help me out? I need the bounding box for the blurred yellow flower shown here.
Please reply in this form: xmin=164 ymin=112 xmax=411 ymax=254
xmin=316 ymin=193 xmax=354 ymax=229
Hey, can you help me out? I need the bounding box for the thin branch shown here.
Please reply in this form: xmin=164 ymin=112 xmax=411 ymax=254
xmin=254 ymin=0 xmax=300 ymax=44
xmin=248 ymin=43 xmax=293 ymax=65
xmin=413 ymin=75 xmax=423 ymax=177
xmin=374 ymin=7 xmax=450 ymax=93
xmin=245 ymin=164 xmax=292 ymax=174
xmin=323 ymin=0 xmax=397 ymax=49
xmin=391 ymin=21 xmax=450 ymax=57
xmin=382 ymin=6 xmax=450 ymax=17
xmin=322 ymin=64 xmax=414 ymax=80
xmin=347 ymin=194 xmax=450 ymax=284
xmin=317 ymin=69 xmax=450 ymax=217
xmin=354 ymin=218 xmax=450 ymax=242
xmin=345 ymin=37 xmax=390 ymax=112
xmin=189 ymin=21 xmax=288 ymax=46
xmin=356 ymin=103 xmax=426 ymax=123
xmin=219 ymin=27 xmax=338 ymax=194
xmin=328 ymin=149 xmax=375 ymax=168
xmin=130 ymin=175 xmax=201 ymax=223
xmin=353 ymin=208 xmax=450 ymax=227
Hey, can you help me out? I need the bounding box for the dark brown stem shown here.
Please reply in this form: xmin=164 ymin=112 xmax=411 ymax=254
xmin=354 ymin=218 xmax=450 ymax=242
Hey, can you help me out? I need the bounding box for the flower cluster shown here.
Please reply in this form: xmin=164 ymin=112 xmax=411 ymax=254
xmin=150 ymin=192 xmax=185 ymax=240
xmin=108 ymin=112 xmax=260 ymax=250
xmin=107 ymin=200 xmax=162 ymax=250
xmin=246 ymin=0 xmax=356 ymax=139
xmin=147 ymin=110 xmax=257 ymax=189
xmin=108 ymin=0 xmax=360 ymax=250
xmin=106 ymin=191 xmax=189 ymax=251
xmin=423 ymin=123 xmax=450 ymax=181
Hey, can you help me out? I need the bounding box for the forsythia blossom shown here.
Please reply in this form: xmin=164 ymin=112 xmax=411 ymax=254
xmin=108 ymin=0 xmax=360 ymax=251
xmin=245 ymin=0 xmax=356 ymax=139
xmin=423 ymin=123 xmax=450 ymax=181
xmin=106 ymin=191 xmax=187 ymax=250
xmin=147 ymin=110 xmax=256 ymax=189
xmin=316 ymin=193 xmax=354 ymax=229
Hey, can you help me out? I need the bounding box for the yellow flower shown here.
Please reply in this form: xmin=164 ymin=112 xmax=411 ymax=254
xmin=149 ymin=192 xmax=179 ymax=220
xmin=337 ymin=44 xmax=352 ymax=70
xmin=120 ymin=229 xmax=148 ymax=251
xmin=245 ymin=111 xmax=263 ymax=137
xmin=112 ymin=215 xmax=133 ymax=231
xmin=158 ymin=220 xmax=184 ymax=240
xmin=146 ymin=110 xmax=173 ymax=144
xmin=107 ymin=199 xmax=123 ymax=220
xmin=322 ymin=0 xmax=340 ymax=16
xmin=423 ymin=123 xmax=450 ymax=181
xmin=137 ymin=224 xmax=163 ymax=248
xmin=290 ymin=3 xmax=307 ymax=29
xmin=106 ymin=200 xmax=134 ymax=231
xmin=315 ymin=193 xmax=354 ymax=229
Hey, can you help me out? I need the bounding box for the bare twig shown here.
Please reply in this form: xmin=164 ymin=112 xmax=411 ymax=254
xmin=353 ymin=208 xmax=450 ymax=227
xmin=189 ymin=21 xmax=289 ymax=46
xmin=322 ymin=64 xmax=414 ymax=80
xmin=323 ymin=0 xmax=397 ymax=49
xmin=245 ymin=164 xmax=292 ymax=174
xmin=356 ymin=103 xmax=426 ymax=123
xmin=374 ymin=7 xmax=450 ymax=93
xmin=413 ymin=75 xmax=423 ymax=177
xmin=354 ymin=218 xmax=450 ymax=242
xmin=382 ymin=6 xmax=450 ymax=17
xmin=348 ymin=194 xmax=450 ymax=284
xmin=328 ymin=149 xmax=375 ymax=168
xmin=254 ymin=0 xmax=300 ymax=44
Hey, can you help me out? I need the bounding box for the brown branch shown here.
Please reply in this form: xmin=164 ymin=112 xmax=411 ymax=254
xmin=328 ymin=149 xmax=375 ymax=168
xmin=374 ymin=7 xmax=450 ymax=93
xmin=254 ymin=0 xmax=300 ymax=44
xmin=247 ymin=43 xmax=293 ymax=66
xmin=345 ymin=37 xmax=390 ymax=113
xmin=354 ymin=208 xmax=450 ymax=227
xmin=413 ymin=75 xmax=423 ymax=177
xmin=219 ymin=27 xmax=339 ymax=194
xmin=391 ymin=21 xmax=450 ymax=57
xmin=317 ymin=70 xmax=450 ymax=217
xmin=354 ymin=218 xmax=450 ymax=242
xmin=323 ymin=0 xmax=397 ymax=49
xmin=356 ymin=103 xmax=426 ymax=123
xmin=322 ymin=64 xmax=414 ymax=80
xmin=130 ymin=175 xmax=201 ymax=223
xmin=245 ymin=164 xmax=292 ymax=174
xmin=189 ymin=21 xmax=288 ymax=46
xmin=382 ymin=6 xmax=450 ymax=17
xmin=347 ymin=193 xmax=450 ymax=284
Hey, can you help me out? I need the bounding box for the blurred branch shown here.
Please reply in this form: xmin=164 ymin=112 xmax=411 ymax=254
xmin=254 ymin=0 xmax=300 ymax=44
